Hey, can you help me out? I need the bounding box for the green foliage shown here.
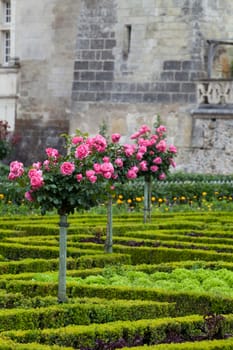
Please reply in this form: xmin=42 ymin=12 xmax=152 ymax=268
xmin=37 ymin=267 xmax=233 ymax=299
xmin=2 ymin=314 xmax=233 ymax=348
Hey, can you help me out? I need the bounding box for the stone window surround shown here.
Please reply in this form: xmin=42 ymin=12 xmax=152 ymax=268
xmin=0 ymin=0 xmax=16 ymax=67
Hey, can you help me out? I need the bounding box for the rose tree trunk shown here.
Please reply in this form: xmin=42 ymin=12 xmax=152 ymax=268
xmin=58 ymin=214 xmax=68 ymax=303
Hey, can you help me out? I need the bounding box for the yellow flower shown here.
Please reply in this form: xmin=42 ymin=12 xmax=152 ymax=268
xmin=151 ymin=197 xmax=156 ymax=202
xmin=214 ymin=191 xmax=219 ymax=195
xmin=0 ymin=194 xmax=4 ymax=200
xmin=180 ymin=196 xmax=186 ymax=201
xmin=127 ymin=199 xmax=132 ymax=204
xmin=118 ymin=195 xmax=123 ymax=199
xmin=202 ymin=192 xmax=207 ymax=196
xmin=158 ymin=198 xmax=163 ymax=203
xmin=136 ymin=197 xmax=142 ymax=202
xmin=117 ymin=199 xmax=123 ymax=204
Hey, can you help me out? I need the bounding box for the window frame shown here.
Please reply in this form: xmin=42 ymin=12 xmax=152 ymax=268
xmin=3 ymin=1 xmax=11 ymax=24
xmin=2 ymin=29 xmax=10 ymax=64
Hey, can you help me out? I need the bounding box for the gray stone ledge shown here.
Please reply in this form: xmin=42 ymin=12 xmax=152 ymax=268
xmin=191 ymin=107 xmax=233 ymax=118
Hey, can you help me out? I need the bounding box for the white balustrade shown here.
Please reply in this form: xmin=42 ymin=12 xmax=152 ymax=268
xmin=197 ymin=80 xmax=233 ymax=105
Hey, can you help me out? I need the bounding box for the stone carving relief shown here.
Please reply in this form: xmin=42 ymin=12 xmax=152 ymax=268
xmin=197 ymin=81 xmax=233 ymax=104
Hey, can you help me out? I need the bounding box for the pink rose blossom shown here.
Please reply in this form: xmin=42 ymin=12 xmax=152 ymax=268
xmin=156 ymin=140 xmax=167 ymax=152
xmin=32 ymin=162 xmax=42 ymax=169
xmin=126 ymin=169 xmax=138 ymax=179
xmin=103 ymin=156 xmax=110 ymax=163
xmin=159 ymin=173 xmax=166 ymax=180
xmin=103 ymin=172 xmax=112 ymax=179
xmin=8 ymin=161 xmax=24 ymax=180
xmin=169 ymin=145 xmax=177 ymax=153
xmin=85 ymin=168 xmax=97 ymax=182
xmin=136 ymin=152 xmax=143 ymax=160
xmin=88 ymin=134 xmax=107 ymax=152
xmin=150 ymin=165 xmax=159 ymax=172
xmin=72 ymin=136 xmax=84 ymax=145
xmin=46 ymin=148 xmax=59 ymax=159
xmin=75 ymin=144 xmax=89 ymax=159
xmin=138 ymin=146 xmax=147 ymax=154
xmin=86 ymin=170 xmax=96 ymax=178
xmin=156 ymin=125 xmax=167 ymax=134
xmin=131 ymin=166 xmax=139 ymax=173
xmin=124 ymin=144 xmax=136 ymax=157
xmin=114 ymin=158 xmax=123 ymax=167
xmin=100 ymin=162 xmax=114 ymax=174
xmin=111 ymin=133 xmax=121 ymax=143
xmin=28 ymin=169 xmax=42 ymax=178
xmin=88 ymin=175 xmax=97 ymax=183
xmin=93 ymin=163 xmax=102 ymax=174
xmin=76 ymin=173 xmax=83 ymax=182
xmin=139 ymin=124 xmax=151 ymax=135
xmin=139 ymin=161 xmax=148 ymax=171
xmin=148 ymin=138 xmax=156 ymax=146
xmin=153 ymin=157 xmax=162 ymax=164
xmin=150 ymin=134 xmax=158 ymax=142
xmin=25 ymin=191 xmax=34 ymax=202
xmin=43 ymin=160 xmax=50 ymax=171
xmin=28 ymin=169 xmax=44 ymax=189
xmin=138 ymin=138 xmax=151 ymax=147
xmin=130 ymin=131 xmax=140 ymax=140
xmin=60 ymin=162 xmax=75 ymax=176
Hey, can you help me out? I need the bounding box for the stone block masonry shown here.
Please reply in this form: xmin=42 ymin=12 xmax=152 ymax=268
xmin=12 ymin=0 xmax=233 ymax=173
xmin=72 ymin=1 xmax=207 ymax=106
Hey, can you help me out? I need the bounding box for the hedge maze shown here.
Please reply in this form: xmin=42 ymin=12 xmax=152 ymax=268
xmin=0 ymin=212 xmax=233 ymax=349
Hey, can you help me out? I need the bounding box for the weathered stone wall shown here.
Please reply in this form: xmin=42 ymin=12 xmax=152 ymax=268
xmin=13 ymin=0 xmax=81 ymax=163
xmin=69 ymin=0 xmax=233 ymax=173
xmin=13 ymin=0 xmax=233 ymax=172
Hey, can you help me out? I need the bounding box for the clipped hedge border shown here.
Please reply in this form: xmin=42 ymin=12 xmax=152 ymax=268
xmin=3 ymin=280 xmax=233 ymax=315
xmin=0 ymin=253 xmax=131 ymax=274
xmin=0 ymin=338 xmax=72 ymax=350
xmin=123 ymin=337 xmax=233 ymax=349
xmin=0 ymin=299 xmax=175 ymax=332
xmin=73 ymin=239 xmax=233 ymax=255
xmin=113 ymin=245 xmax=233 ymax=265
xmin=2 ymin=314 xmax=233 ymax=349
xmin=0 ymin=242 xmax=103 ymax=260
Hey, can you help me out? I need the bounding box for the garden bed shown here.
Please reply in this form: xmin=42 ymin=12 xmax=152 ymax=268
xmin=0 ymin=212 xmax=233 ymax=348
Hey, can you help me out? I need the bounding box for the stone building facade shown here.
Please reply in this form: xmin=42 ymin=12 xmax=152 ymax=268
xmin=2 ymin=0 xmax=233 ymax=173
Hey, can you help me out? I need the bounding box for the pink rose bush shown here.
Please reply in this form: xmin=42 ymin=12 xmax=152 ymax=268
xmin=7 ymin=130 xmax=135 ymax=214
xmin=8 ymin=124 xmax=177 ymax=215
xmin=8 ymin=131 xmax=113 ymax=215
xmin=130 ymin=124 xmax=177 ymax=181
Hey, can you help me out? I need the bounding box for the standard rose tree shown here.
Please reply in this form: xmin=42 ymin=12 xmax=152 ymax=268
xmin=130 ymin=124 xmax=177 ymax=222
xmin=8 ymin=131 xmax=110 ymax=302
xmin=7 ymin=130 xmax=137 ymax=299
